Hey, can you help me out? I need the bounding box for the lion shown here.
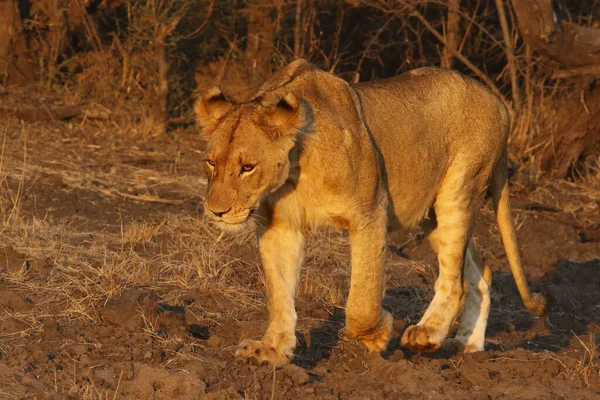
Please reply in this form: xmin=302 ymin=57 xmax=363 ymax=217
xmin=194 ymin=59 xmax=547 ymax=366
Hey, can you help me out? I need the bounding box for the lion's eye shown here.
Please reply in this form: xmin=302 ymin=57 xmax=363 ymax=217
xmin=241 ymin=164 xmax=255 ymax=173
xmin=206 ymin=160 xmax=215 ymax=167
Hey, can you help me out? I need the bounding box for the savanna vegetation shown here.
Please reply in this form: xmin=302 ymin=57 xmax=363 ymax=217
xmin=0 ymin=1 xmax=598 ymax=398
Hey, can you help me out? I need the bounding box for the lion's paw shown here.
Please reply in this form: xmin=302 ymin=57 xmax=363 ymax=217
xmin=463 ymin=343 xmax=484 ymax=353
xmin=347 ymin=311 xmax=393 ymax=352
xmin=443 ymin=337 xmax=484 ymax=353
xmin=442 ymin=337 xmax=465 ymax=353
xmin=443 ymin=336 xmax=485 ymax=353
xmin=235 ymin=339 xmax=293 ymax=367
xmin=401 ymin=325 xmax=442 ymax=352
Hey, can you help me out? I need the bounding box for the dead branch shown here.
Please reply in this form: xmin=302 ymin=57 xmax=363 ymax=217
xmin=494 ymin=0 xmax=521 ymax=109
xmin=180 ymin=0 xmax=215 ymax=40
xmin=441 ymin=0 xmax=460 ymax=69
xmin=152 ymin=15 xmax=183 ymax=135
xmin=294 ymin=0 xmax=303 ymax=58
xmin=118 ymin=192 xmax=187 ymax=205
xmin=75 ymin=0 xmax=103 ymax=52
xmin=406 ymin=5 xmax=509 ymax=108
xmin=13 ymin=106 xmax=81 ymax=121
xmin=552 ymin=65 xmax=600 ymax=79
xmin=354 ymin=15 xmax=395 ymax=77
xmin=511 ymin=0 xmax=600 ymax=69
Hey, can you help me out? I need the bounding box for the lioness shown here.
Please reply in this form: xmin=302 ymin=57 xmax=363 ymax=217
xmin=195 ymin=59 xmax=547 ymax=366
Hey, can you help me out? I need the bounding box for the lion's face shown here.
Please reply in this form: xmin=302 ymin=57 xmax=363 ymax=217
xmin=195 ymin=87 xmax=304 ymax=230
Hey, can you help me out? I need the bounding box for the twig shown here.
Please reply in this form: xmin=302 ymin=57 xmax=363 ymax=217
xmin=406 ymin=4 xmax=509 ymax=108
xmin=271 ymin=367 xmax=277 ymax=400
xmin=580 ymin=89 xmax=590 ymax=115
xmin=494 ymin=0 xmax=521 ymax=109
xmin=76 ymin=0 xmax=103 ymax=52
xmin=294 ymin=0 xmax=303 ymax=58
xmin=217 ymin=37 xmax=238 ymax=84
xmin=112 ymin=370 xmax=123 ymax=400
xmin=552 ymin=65 xmax=600 ymax=78
xmin=118 ymin=192 xmax=187 ymax=205
xmin=180 ymin=0 xmax=215 ymax=40
xmin=110 ymin=33 xmax=130 ymax=89
xmin=354 ymin=15 xmax=395 ymax=76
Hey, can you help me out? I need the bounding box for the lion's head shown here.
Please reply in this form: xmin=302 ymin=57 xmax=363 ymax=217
xmin=195 ymin=87 xmax=306 ymax=230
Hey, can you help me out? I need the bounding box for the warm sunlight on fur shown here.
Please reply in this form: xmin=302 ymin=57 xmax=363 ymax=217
xmin=195 ymin=59 xmax=547 ymax=366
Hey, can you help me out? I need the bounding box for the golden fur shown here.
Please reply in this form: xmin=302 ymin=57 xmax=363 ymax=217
xmin=195 ymin=60 xmax=547 ymax=366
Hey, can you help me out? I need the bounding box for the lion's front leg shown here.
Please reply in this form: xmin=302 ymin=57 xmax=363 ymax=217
xmin=235 ymin=217 xmax=304 ymax=366
xmin=345 ymin=212 xmax=393 ymax=352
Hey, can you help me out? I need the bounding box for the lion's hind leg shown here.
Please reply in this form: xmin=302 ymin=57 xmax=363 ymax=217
xmin=401 ymin=171 xmax=478 ymax=352
xmin=444 ymin=239 xmax=491 ymax=353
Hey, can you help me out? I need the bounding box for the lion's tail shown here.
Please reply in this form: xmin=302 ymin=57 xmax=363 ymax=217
xmin=490 ymin=150 xmax=548 ymax=317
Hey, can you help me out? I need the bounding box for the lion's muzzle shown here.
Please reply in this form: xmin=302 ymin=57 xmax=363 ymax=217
xmin=204 ymin=204 xmax=231 ymax=219
xmin=204 ymin=202 xmax=253 ymax=228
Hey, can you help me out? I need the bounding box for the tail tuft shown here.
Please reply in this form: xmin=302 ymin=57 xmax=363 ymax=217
xmin=524 ymin=293 xmax=548 ymax=317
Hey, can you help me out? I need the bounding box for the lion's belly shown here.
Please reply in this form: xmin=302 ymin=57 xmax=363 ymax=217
xmin=384 ymin=168 xmax=443 ymax=230
xmin=375 ymin=127 xmax=449 ymax=230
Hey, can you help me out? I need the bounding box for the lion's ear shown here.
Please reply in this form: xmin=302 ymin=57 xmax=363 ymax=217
xmin=262 ymin=93 xmax=304 ymax=139
xmin=194 ymin=86 xmax=232 ymax=133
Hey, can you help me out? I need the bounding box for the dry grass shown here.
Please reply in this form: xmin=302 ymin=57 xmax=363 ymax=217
xmin=548 ymin=332 xmax=599 ymax=388
xmin=0 ymin=117 xmax=422 ymax=348
xmin=0 ymin=114 xmax=595 ymax=332
xmin=0 ymin=90 xmax=599 ymax=396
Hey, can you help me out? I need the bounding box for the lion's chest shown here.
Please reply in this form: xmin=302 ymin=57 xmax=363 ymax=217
xmin=269 ymin=175 xmax=356 ymax=231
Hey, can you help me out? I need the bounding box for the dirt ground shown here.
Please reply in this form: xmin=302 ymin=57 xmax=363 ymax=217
xmin=0 ymin=89 xmax=598 ymax=399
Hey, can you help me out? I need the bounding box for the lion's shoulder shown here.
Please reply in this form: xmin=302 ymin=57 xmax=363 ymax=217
xmin=254 ymin=59 xmax=317 ymax=99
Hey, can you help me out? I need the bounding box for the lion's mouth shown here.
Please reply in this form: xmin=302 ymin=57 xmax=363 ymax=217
xmin=216 ymin=209 xmax=255 ymax=227
xmin=220 ymin=217 xmax=248 ymax=225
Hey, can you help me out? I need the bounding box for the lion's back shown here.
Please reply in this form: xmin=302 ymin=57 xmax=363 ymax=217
xmin=353 ymin=68 xmax=510 ymax=228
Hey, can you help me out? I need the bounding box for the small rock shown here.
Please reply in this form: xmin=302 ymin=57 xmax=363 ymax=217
xmin=100 ymin=290 xmax=158 ymax=333
xmin=388 ymin=349 xmax=405 ymax=362
xmin=188 ymin=324 xmax=210 ymax=340
xmin=68 ymin=344 xmax=88 ymax=358
xmin=312 ymin=366 xmax=328 ymax=375
xmin=467 ymin=350 xmax=491 ymax=363
xmin=366 ymin=351 xmax=384 ymax=364
xmin=114 ymin=363 xmax=135 ymax=381
xmin=158 ymin=309 xmax=187 ymax=335
xmin=206 ymin=335 xmax=224 ymax=349
xmin=283 ymin=364 xmax=310 ymax=386
xmin=0 ymin=246 xmax=33 ymax=273
xmin=79 ymin=354 xmax=91 ymax=366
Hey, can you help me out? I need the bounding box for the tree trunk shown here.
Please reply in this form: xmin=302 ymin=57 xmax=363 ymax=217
xmin=0 ymin=0 xmax=36 ymax=85
xmin=245 ymin=1 xmax=276 ymax=81
xmin=511 ymin=0 xmax=600 ymax=70
xmin=151 ymin=18 xmax=182 ymax=136
xmin=441 ymin=0 xmax=460 ymax=69
xmin=152 ymin=39 xmax=169 ymax=136
xmin=510 ymin=0 xmax=600 ymax=178
xmin=36 ymin=0 xmax=68 ymax=85
xmin=0 ymin=0 xmax=16 ymax=85
xmin=495 ymin=0 xmax=521 ymax=109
